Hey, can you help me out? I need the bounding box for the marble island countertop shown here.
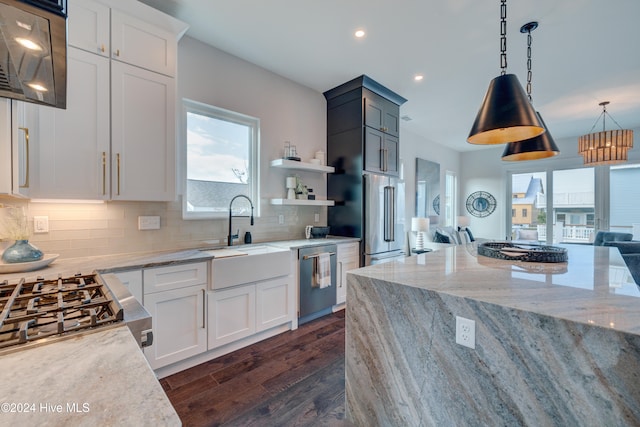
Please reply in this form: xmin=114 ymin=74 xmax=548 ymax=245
xmin=353 ymin=243 xmax=640 ymax=335
xmin=346 ymin=243 xmax=640 ymax=426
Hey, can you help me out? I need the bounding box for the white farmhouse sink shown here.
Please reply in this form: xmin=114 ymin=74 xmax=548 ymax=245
xmin=205 ymin=244 xmax=291 ymax=289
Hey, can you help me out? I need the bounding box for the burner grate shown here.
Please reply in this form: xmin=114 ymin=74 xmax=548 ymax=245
xmin=0 ymin=274 xmax=124 ymax=349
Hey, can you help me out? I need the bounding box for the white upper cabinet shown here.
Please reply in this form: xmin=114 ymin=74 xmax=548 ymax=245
xmin=69 ymin=0 xmax=177 ymax=76
xmin=34 ymin=47 xmax=110 ymax=199
xmin=68 ymin=0 xmax=110 ymax=57
xmin=111 ymin=61 xmax=176 ymax=201
xmin=111 ymin=10 xmax=176 ymax=77
xmin=19 ymin=0 xmax=187 ymax=201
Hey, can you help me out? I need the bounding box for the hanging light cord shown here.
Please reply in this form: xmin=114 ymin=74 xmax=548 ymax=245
xmin=584 ymin=102 xmax=626 ymax=134
xmin=525 ymin=29 xmax=532 ymax=101
xmin=500 ymin=0 xmax=507 ymax=75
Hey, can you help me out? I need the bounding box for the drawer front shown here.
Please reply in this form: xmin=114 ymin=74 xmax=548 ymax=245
xmin=144 ymin=262 xmax=208 ymax=294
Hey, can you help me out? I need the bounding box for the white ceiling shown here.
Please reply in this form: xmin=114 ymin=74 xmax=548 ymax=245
xmin=139 ymin=0 xmax=640 ymax=152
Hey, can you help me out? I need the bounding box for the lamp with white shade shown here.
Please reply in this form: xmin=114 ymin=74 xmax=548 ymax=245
xmin=457 ymin=216 xmax=470 ymax=230
xmin=411 ymin=217 xmax=430 ymax=251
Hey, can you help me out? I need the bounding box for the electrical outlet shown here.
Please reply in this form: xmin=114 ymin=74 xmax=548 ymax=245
xmin=314 ymin=213 xmax=320 ymax=223
xmin=278 ymin=214 xmax=284 ymax=225
xmin=138 ymin=216 xmax=160 ymax=230
xmin=33 ymin=216 xmax=49 ymax=233
xmin=455 ymin=316 xmax=476 ymax=349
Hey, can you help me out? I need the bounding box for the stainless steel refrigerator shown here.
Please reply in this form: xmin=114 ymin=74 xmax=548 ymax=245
xmin=363 ymin=173 xmax=405 ymax=264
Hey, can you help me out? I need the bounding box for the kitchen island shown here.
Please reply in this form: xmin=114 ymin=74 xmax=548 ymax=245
xmin=346 ymin=244 xmax=640 ymax=426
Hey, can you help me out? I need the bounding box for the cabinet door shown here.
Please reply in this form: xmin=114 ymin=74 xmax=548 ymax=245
xmin=364 ymin=127 xmax=384 ymax=174
xmin=113 ymin=270 xmax=143 ymax=303
xmin=336 ymin=243 xmax=359 ymax=304
xmin=364 ymin=91 xmax=400 ymax=138
xmin=384 ymin=134 xmax=399 ymax=176
xmin=256 ymin=277 xmax=291 ymax=332
xmin=364 ymin=94 xmax=385 ymax=132
xmin=10 ymin=101 xmax=38 ymax=198
xmin=0 ymin=100 xmax=10 ymax=194
xmin=111 ymin=61 xmax=176 ymax=201
xmin=364 ymin=128 xmax=399 ymax=176
xmin=143 ymin=285 xmax=207 ymax=370
xmin=0 ymin=100 xmax=30 ymax=197
xmin=208 ymin=285 xmax=256 ymax=349
xmin=68 ymin=0 xmax=110 ymax=57
xmin=35 ymin=47 xmax=110 ymax=199
xmin=111 ymin=9 xmax=176 ymax=77
xmin=144 ymin=262 xmax=208 ymax=294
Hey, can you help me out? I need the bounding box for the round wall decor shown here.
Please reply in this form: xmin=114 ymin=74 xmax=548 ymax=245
xmin=432 ymin=195 xmax=440 ymax=215
xmin=466 ymin=191 xmax=496 ymax=217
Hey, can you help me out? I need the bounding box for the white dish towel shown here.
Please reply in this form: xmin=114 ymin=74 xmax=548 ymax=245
xmin=315 ymin=253 xmax=332 ymax=289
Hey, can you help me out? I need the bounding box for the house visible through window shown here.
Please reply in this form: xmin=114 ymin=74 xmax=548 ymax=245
xmin=182 ymin=99 xmax=259 ymax=219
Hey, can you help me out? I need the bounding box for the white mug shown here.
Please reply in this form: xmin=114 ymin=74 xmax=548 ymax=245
xmin=305 ymin=225 xmax=313 ymax=239
xmin=314 ymin=151 xmax=325 ymax=165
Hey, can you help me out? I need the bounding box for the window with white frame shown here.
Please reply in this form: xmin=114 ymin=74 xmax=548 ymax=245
xmin=445 ymin=171 xmax=457 ymax=227
xmin=182 ymin=99 xmax=259 ymax=219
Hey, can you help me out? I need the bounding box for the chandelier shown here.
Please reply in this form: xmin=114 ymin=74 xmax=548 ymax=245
xmin=578 ymin=102 xmax=634 ymax=166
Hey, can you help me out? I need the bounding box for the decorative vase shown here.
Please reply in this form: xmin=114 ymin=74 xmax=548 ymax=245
xmin=2 ymin=240 xmax=44 ymax=263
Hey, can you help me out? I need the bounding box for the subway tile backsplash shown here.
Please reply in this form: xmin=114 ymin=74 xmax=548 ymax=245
xmin=0 ymin=197 xmax=321 ymax=259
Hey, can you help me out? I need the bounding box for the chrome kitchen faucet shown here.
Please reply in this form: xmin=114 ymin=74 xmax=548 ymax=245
xmin=228 ymin=195 xmax=254 ymax=246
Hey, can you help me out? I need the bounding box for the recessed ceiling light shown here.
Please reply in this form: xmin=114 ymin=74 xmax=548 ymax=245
xmin=354 ymin=29 xmax=366 ymax=38
xmin=414 ymin=74 xmax=424 ymax=82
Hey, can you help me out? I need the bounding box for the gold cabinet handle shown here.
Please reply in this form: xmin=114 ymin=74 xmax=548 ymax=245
xmin=102 ymin=152 xmax=107 ymax=195
xmin=100 ymin=44 xmax=105 ymax=53
xmin=114 ymin=49 xmax=120 ymax=57
xmin=116 ymin=153 xmax=121 ymax=195
xmin=18 ymin=127 xmax=29 ymax=188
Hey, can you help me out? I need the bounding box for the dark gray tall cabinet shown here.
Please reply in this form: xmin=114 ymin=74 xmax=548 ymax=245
xmin=323 ymin=75 xmax=407 ymax=265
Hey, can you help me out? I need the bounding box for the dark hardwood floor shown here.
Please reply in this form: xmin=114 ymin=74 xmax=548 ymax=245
xmin=160 ymin=311 xmax=350 ymax=427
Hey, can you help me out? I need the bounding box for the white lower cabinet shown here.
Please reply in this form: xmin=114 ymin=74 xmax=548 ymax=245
xmin=208 ymin=285 xmax=256 ymax=349
xmin=208 ymin=275 xmax=292 ymax=350
xmin=142 ymin=262 xmax=208 ymax=370
xmin=144 ymin=285 xmax=207 ymax=370
xmin=256 ymin=277 xmax=291 ymax=332
xmin=336 ymin=242 xmax=360 ymax=305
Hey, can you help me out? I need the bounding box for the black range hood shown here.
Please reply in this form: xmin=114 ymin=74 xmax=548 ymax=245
xmin=0 ymin=0 xmax=67 ymax=109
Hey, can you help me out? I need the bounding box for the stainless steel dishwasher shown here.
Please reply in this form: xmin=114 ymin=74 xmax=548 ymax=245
xmin=298 ymin=244 xmax=337 ymax=325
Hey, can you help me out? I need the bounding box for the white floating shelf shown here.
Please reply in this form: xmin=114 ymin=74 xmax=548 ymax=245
xmin=270 ymin=198 xmax=335 ymax=206
xmin=270 ymin=158 xmax=334 ymax=173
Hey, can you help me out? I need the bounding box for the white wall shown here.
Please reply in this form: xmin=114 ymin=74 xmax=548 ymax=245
xmin=400 ymin=128 xmax=461 ymax=228
xmin=178 ymin=36 xmax=329 ymax=229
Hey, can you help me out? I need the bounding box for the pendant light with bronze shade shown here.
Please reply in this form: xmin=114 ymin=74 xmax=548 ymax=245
xmin=467 ymin=0 xmax=544 ymax=145
xmin=578 ymin=102 xmax=634 ymax=166
xmin=502 ymin=21 xmax=560 ymax=161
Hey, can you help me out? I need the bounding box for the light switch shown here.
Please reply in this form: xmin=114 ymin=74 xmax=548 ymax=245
xmin=34 ymin=216 xmax=49 ymax=233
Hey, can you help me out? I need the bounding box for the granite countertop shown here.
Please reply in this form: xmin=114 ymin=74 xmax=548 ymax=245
xmin=0 ymin=326 xmax=180 ymax=426
xmin=351 ymin=243 xmax=640 ymax=335
xmin=0 ymin=236 xmax=360 ymax=282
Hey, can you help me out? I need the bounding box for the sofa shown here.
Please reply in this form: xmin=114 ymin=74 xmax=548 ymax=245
xmin=602 ymin=241 xmax=640 ymax=285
